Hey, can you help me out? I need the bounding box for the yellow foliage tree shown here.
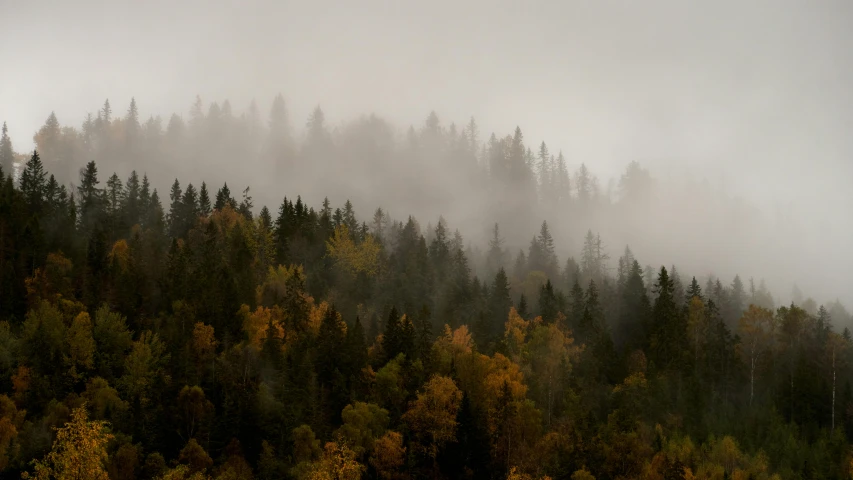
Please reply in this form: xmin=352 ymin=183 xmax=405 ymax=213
xmin=304 ymin=441 xmax=365 ymax=480
xmin=504 ymin=307 xmax=530 ymax=360
xmin=0 ymin=394 xmax=24 ymax=472
xmin=401 ymin=375 xmax=462 ymax=461
xmin=370 ymin=431 xmax=406 ymax=480
xmin=239 ymin=305 xmax=285 ymax=350
xmin=326 ymin=225 xmax=380 ymax=277
xmin=506 ymin=466 xmax=553 ymax=480
xmin=108 ymin=239 xmax=131 ymax=273
xmin=66 ymin=312 xmax=95 ymax=381
xmin=432 ymin=324 xmax=473 ymax=373
xmin=23 ymin=404 xmax=113 ymax=480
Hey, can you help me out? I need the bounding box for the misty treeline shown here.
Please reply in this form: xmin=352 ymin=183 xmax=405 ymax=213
xmin=1 ymin=141 xmax=853 ymax=480
xmin=0 ymin=94 xmax=796 ymax=301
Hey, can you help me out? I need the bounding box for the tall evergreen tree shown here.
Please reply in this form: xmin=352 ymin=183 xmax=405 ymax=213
xmin=649 ymin=266 xmax=688 ymax=372
xmin=686 ymin=276 xmax=703 ymax=303
xmin=198 ymin=182 xmax=212 ymax=217
xmin=487 ymin=268 xmax=512 ymax=344
xmin=19 ymin=150 xmax=47 ymax=212
xmin=168 ymin=179 xmax=183 ymax=238
xmin=77 ymin=160 xmax=104 ymax=235
xmin=0 ymin=122 xmax=13 ymax=175
xmin=214 ymin=182 xmax=234 ymax=211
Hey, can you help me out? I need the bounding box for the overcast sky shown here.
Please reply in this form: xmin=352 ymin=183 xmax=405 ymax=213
xmin=2 ymin=0 xmax=852 ymax=302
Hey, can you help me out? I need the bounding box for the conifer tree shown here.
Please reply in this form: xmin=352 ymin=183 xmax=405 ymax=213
xmin=686 ymin=276 xmax=703 ymax=303
xmin=649 ymin=266 xmax=688 ymax=371
xmin=168 ymin=179 xmax=182 ymax=238
xmin=181 ymin=183 xmax=199 ymax=234
xmin=77 ymin=160 xmax=104 ymax=235
xmin=488 ymin=268 xmax=512 ymax=342
xmin=20 ymin=150 xmax=47 ymax=213
xmin=538 ymin=280 xmax=558 ymax=324
xmin=517 ymin=293 xmax=528 ymax=319
xmin=124 ymin=171 xmax=141 ymax=227
xmin=0 ymin=122 xmax=13 ymax=175
xmin=198 ymin=182 xmax=211 ymax=217
xmin=382 ymin=307 xmax=402 ymax=364
xmin=126 ymin=97 xmax=140 ymax=147
xmin=214 ymin=182 xmax=234 ymax=211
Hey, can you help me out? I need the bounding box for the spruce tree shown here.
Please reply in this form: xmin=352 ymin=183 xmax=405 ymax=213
xmin=20 ymin=150 xmax=47 ymax=213
xmin=259 ymin=206 xmax=272 ymax=231
xmin=485 ymin=223 xmax=505 ymax=277
xmin=181 ymin=183 xmax=199 ymax=234
xmin=650 ymin=266 xmax=688 ymax=371
xmin=382 ymin=307 xmax=402 ymax=364
xmin=538 ymin=279 xmax=558 ymax=324
xmin=124 ymin=171 xmax=141 ymax=227
xmin=77 ymin=160 xmax=104 ymax=235
xmin=168 ymin=179 xmax=182 ymax=238
xmin=214 ymin=183 xmax=234 ymax=211
xmin=537 ymin=220 xmax=557 ymax=277
xmin=198 ymin=182 xmax=212 ymax=217
xmin=617 ymin=260 xmax=650 ymax=349
xmin=0 ymin=122 xmax=13 ymax=175
xmin=517 ymin=293 xmax=528 ymax=319
xmin=686 ymin=276 xmax=703 ymax=303
xmin=139 ymin=174 xmax=151 ymax=218
xmin=489 ymin=268 xmax=512 ymax=341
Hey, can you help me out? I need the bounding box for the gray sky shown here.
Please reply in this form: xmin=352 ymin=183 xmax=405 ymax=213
xmin=2 ymin=0 xmax=852 ymax=303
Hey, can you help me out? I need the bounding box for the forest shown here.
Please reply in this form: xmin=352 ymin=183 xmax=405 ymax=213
xmin=0 ymin=96 xmax=852 ymax=479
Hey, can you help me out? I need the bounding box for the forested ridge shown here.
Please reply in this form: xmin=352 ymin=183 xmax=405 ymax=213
xmin=0 ymin=98 xmax=852 ymax=479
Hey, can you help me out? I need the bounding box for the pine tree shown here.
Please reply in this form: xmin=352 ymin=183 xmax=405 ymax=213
xmin=124 ymin=171 xmax=141 ymax=227
xmin=517 ymin=294 xmax=528 ymax=319
xmin=198 ymin=182 xmax=211 ymax=217
xmin=259 ymin=206 xmax=272 ymax=231
xmin=617 ymin=260 xmax=650 ymax=349
xmin=168 ymin=179 xmax=182 ymax=238
xmin=485 ymin=223 xmax=505 ymax=277
xmin=126 ymin=97 xmax=140 ymax=147
xmin=181 ymin=183 xmax=199 ymax=234
xmin=0 ymin=122 xmax=13 ymax=175
xmin=569 ymin=280 xmax=585 ymax=331
xmin=105 ymin=173 xmax=124 ymax=219
xmin=726 ymin=275 xmax=746 ymax=327
xmin=214 ymin=183 xmax=234 ymax=211
xmin=537 ymin=220 xmax=557 ymax=277
xmin=488 ymin=268 xmax=512 ymax=343
xmin=538 ymin=279 xmax=558 ymax=324
xmin=537 ymin=141 xmax=550 ymax=190
xmin=77 ymin=160 xmax=104 ymax=235
xmin=686 ymin=276 xmax=703 ymax=303
xmin=650 ymin=266 xmax=688 ymax=371
xmin=382 ymin=307 xmax=402 ymax=364
xmin=20 ymin=150 xmax=47 ymax=212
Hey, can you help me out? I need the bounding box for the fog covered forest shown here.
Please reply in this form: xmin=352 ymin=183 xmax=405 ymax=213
xmin=0 ymin=92 xmax=852 ymax=479
xmin=1 ymin=95 xmax=844 ymax=308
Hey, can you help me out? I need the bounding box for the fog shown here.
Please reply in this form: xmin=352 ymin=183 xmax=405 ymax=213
xmin=2 ymin=0 xmax=852 ymax=308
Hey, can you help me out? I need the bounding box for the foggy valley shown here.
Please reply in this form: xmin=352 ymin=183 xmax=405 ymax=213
xmin=1 ymin=1 xmax=852 ymax=479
